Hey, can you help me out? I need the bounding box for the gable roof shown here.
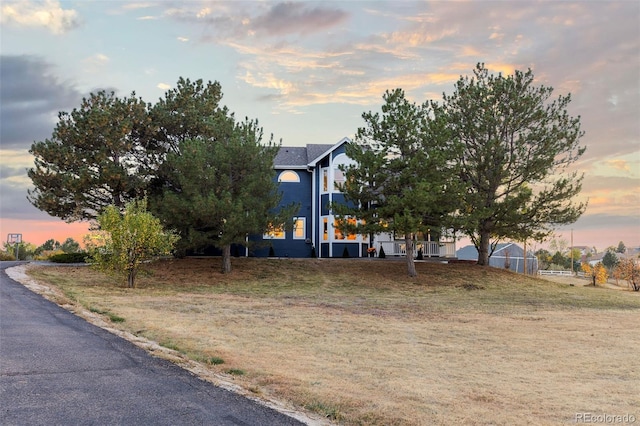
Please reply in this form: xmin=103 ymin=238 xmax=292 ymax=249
xmin=274 ymin=147 xmax=309 ymax=168
xmin=307 ymin=137 xmax=351 ymax=166
xmin=274 ymin=137 xmax=351 ymax=169
xmin=456 ymin=243 xmax=537 ymax=260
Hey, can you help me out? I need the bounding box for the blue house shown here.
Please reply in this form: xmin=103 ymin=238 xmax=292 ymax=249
xmin=249 ymin=137 xmax=457 ymax=259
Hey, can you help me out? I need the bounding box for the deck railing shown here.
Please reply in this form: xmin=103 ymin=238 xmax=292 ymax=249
xmin=377 ymin=241 xmax=456 ymax=258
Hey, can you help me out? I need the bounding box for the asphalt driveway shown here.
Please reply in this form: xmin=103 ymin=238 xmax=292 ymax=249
xmin=0 ymin=262 xmax=306 ymax=425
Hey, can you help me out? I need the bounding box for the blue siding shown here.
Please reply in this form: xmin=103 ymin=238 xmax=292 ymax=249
xmin=331 ymin=144 xmax=347 ymax=157
xmin=333 ymin=243 xmax=361 ymax=258
xmin=320 ymin=194 xmax=330 ymax=215
xmin=251 ymin=168 xmax=314 ymax=258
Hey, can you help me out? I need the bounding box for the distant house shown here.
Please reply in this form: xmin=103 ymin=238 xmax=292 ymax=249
xmin=247 ymin=137 xmax=457 ymax=258
xmin=456 ymin=243 xmax=539 ymax=274
xmin=573 ymin=245 xmax=594 ymax=256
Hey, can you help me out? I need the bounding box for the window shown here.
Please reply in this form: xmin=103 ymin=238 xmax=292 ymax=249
xmin=278 ymin=170 xmax=300 ymax=182
xmin=264 ymin=223 xmax=285 ymax=239
xmin=334 ymin=218 xmax=357 ymax=240
xmin=332 ymin=154 xmax=354 ymax=192
xmin=323 ymin=217 xmax=328 ymax=241
xmin=333 ymin=168 xmax=345 ymax=190
xmin=346 ymin=218 xmax=357 ymax=240
xmin=293 ymin=217 xmax=305 ymax=239
xmin=322 ymin=168 xmax=328 ymax=192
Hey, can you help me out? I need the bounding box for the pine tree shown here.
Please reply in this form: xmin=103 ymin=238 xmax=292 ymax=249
xmin=155 ymin=111 xmax=295 ymax=273
xmin=334 ymin=89 xmax=460 ymax=277
xmin=28 ymin=91 xmax=152 ymax=221
xmin=443 ymin=64 xmax=586 ymax=266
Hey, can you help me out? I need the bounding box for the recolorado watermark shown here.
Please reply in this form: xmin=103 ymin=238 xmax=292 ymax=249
xmin=576 ymin=413 xmax=637 ymax=424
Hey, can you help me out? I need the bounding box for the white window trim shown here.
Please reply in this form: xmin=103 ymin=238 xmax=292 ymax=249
xmin=263 ymin=224 xmax=285 ymax=239
xmin=278 ymin=170 xmax=300 ymax=183
xmin=293 ymin=217 xmax=306 ymax=240
xmin=321 ymin=167 xmax=329 ymax=193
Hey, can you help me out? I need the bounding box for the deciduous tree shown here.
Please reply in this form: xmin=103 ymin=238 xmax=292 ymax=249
xmin=443 ymin=64 xmax=587 ymax=266
xmin=88 ymin=199 xmax=177 ymax=288
xmin=28 ymin=91 xmax=153 ymax=221
xmin=581 ymin=262 xmax=607 ymax=286
xmin=334 ymin=89 xmax=460 ymax=277
xmin=612 ymin=258 xmax=639 ymax=291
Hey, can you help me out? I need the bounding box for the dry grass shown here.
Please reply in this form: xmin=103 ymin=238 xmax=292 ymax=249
xmin=24 ymin=258 xmax=640 ymax=425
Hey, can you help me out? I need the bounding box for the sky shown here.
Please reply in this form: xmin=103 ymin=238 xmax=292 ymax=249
xmin=1 ymin=0 xmax=639 ymax=253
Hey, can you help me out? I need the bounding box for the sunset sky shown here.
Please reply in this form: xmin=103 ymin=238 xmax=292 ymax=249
xmin=1 ymin=0 xmax=638 ymax=252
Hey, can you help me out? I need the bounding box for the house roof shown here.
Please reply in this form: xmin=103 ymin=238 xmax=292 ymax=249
xmin=274 ymin=147 xmax=309 ymax=168
xmin=274 ymin=138 xmax=350 ymax=169
xmin=306 ymin=137 xmax=351 ymax=166
xmin=456 ymin=243 xmax=537 ymax=260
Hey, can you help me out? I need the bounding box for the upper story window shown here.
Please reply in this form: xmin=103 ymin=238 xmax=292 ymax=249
xmin=322 ymin=168 xmax=328 ymax=192
xmin=332 ymin=153 xmax=354 ymax=192
xmin=278 ymin=170 xmax=300 ymax=182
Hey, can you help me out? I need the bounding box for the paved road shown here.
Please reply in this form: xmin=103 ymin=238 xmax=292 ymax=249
xmin=0 ymin=262 xmax=305 ymax=425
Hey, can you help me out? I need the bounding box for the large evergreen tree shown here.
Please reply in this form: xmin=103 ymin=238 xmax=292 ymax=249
xmin=154 ymin=110 xmax=294 ymax=273
xmin=443 ymin=64 xmax=587 ymax=266
xmin=334 ymin=89 xmax=460 ymax=277
xmin=147 ymin=77 xmax=225 ymax=216
xmin=28 ymin=91 xmax=152 ymax=221
xmin=150 ymin=77 xmax=223 ymax=156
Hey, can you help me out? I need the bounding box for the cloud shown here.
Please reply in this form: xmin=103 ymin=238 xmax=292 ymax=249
xmin=251 ymin=2 xmax=348 ymax=36
xmin=0 ymin=55 xmax=82 ymax=150
xmin=0 ymin=0 xmax=80 ymax=34
xmin=0 ymin=56 xmax=83 ymax=223
xmin=157 ymin=83 xmax=171 ymax=90
xmin=605 ymin=160 xmax=631 ymax=173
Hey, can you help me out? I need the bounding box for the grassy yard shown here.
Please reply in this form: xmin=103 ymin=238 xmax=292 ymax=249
xmin=21 ymin=258 xmax=640 ymax=425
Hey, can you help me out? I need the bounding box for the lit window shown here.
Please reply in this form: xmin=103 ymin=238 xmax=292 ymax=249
xmin=264 ymin=223 xmax=285 ymax=239
xmin=278 ymin=170 xmax=300 ymax=182
xmin=293 ymin=217 xmax=305 ymax=239
xmin=323 ymin=217 xmax=328 ymax=240
xmin=347 ymin=218 xmax=357 ymax=240
xmin=334 ymin=218 xmax=357 ymax=240
xmin=334 ymin=221 xmax=344 ymax=240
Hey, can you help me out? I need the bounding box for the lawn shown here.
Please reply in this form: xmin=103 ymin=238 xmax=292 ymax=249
xmin=20 ymin=258 xmax=640 ymax=425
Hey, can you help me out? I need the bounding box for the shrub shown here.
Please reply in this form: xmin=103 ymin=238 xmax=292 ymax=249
xmin=0 ymin=252 xmax=16 ymax=261
xmin=34 ymin=249 xmax=64 ymax=261
xmin=48 ymin=252 xmax=88 ymax=263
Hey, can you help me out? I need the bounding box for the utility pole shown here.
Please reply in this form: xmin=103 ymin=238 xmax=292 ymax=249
xmin=523 ymin=240 xmax=527 ymax=275
xmin=570 ymin=229 xmax=574 ymax=275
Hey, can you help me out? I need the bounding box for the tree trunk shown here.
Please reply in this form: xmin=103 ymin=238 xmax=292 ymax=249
xmin=127 ymin=268 xmax=137 ymax=288
xmin=222 ymin=244 xmax=232 ymax=274
xmin=477 ymin=230 xmax=491 ymax=266
xmin=405 ymin=235 xmax=417 ymax=277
